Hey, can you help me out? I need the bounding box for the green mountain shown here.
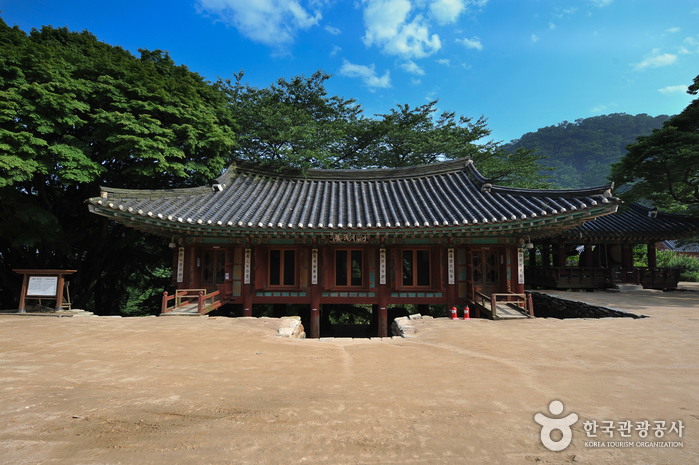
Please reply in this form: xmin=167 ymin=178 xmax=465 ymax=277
xmin=503 ymin=113 xmax=670 ymax=189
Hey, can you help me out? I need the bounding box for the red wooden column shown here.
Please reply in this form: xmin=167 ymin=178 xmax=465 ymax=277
xmin=378 ymin=247 xmax=388 ymax=338
xmin=243 ymin=247 xmax=253 ymax=316
xmin=446 ymin=246 xmax=456 ymax=312
xmin=309 ymin=247 xmax=320 ymax=338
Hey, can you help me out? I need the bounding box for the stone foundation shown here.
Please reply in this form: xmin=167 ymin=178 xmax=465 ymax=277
xmin=527 ymin=291 xmax=645 ymax=319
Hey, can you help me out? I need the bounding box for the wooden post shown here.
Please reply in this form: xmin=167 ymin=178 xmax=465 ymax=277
xmin=490 ymin=294 xmax=497 ymax=319
xmin=584 ymin=243 xmax=593 ymax=268
xmin=647 ymin=242 xmax=657 ymax=268
xmin=242 ymin=283 xmax=252 ymax=317
xmin=310 ymin=286 xmax=320 ymax=339
xmin=197 ymin=291 xmax=204 ymax=314
xmin=529 ymin=245 xmax=537 ymax=267
xmin=527 ymin=293 xmax=534 ymax=317
xmin=378 ymin=286 xmax=388 ymax=338
xmin=557 ymin=244 xmax=566 ymax=267
xmin=18 ymin=273 xmax=29 ymax=313
xmin=161 ymin=291 xmax=168 ymax=314
xmin=542 ymin=243 xmax=551 ymax=267
xmin=55 ymin=275 xmax=65 ymax=311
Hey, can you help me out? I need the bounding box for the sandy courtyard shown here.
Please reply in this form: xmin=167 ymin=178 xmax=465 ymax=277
xmin=1 ymin=288 xmax=698 ymax=464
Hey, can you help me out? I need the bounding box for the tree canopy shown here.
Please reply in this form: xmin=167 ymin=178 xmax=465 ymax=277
xmin=224 ymin=70 xmax=551 ymax=187
xmin=0 ymin=19 xmax=236 ymax=312
xmin=610 ymin=74 xmax=699 ymax=214
xmin=504 ymin=113 xmax=670 ymax=188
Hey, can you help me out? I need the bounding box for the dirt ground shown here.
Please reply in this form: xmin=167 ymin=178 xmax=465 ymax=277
xmin=1 ymin=287 xmax=698 ymax=464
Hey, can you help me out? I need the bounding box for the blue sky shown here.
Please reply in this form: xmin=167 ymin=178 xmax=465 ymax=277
xmin=1 ymin=0 xmax=697 ymax=144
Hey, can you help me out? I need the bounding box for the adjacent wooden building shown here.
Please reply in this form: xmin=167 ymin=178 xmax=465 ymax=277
xmin=525 ymin=203 xmax=699 ymax=290
xmin=87 ymin=158 xmax=620 ymax=337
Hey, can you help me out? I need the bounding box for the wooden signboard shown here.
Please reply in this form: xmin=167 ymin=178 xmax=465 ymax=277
xmin=13 ymin=269 xmax=76 ymax=312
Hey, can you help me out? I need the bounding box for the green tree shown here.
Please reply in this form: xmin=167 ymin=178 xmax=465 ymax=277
xmin=225 ymin=75 xmax=552 ymax=187
xmin=0 ymin=20 xmax=236 ymax=313
xmin=221 ymin=69 xmax=371 ymax=172
xmin=610 ymin=74 xmax=699 ymax=214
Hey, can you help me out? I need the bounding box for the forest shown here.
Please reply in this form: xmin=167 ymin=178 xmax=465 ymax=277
xmin=503 ymin=113 xmax=670 ymax=189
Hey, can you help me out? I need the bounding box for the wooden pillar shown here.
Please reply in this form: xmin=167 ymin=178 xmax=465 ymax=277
xmin=584 ymin=243 xmax=593 ymax=268
xmin=647 ymin=242 xmax=657 ymax=268
xmin=55 ymin=274 xmax=65 ymax=311
xmin=378 ymin=287 xmax=388 ymax=338
xmin=242 ymin=283 xmax=252 ymax=316
xmin=621 ymin=244 xmax=632 ymax=269
xmin=529 ymin=245 xmax=537 ymax=267
xmin=18 ymin=274 xmax=28 ymax=313
xmin=310 ymin=285 xmax=320 ymax=339
xmin=542 ymin=243 xmax=551 ymax=267
xmin=557 ymin=243 xmax=566 ymax=267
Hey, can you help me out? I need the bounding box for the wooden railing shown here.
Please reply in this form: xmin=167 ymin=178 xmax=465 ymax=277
xmin=471 ymin=284 xmax=533 ymax=319
xmin=525 ymin=266 xmax=611 ymax=289
xmin=161 ymin=289 xmax=220 ymax=314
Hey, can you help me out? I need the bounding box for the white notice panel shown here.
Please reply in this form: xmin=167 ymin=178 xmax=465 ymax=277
xmin=518 ymin=249 xmax=525 ymax=285
xmin=27 ymin=276 xmax=58 ymax=296
xmin=448 ymin=248 xmax=455 ymax=285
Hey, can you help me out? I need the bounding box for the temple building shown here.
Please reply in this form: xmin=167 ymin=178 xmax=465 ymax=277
xmin=526 ymin=203 xmax=699 ymax=290
xmin=87 ymin=158 xmax=620 ymax=337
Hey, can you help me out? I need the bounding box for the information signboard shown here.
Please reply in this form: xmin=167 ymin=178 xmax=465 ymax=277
xmin=27 ymin=276 xmax=58 ymax=297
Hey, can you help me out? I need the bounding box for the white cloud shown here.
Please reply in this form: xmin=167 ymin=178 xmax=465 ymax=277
xmin=658 ymin=85 xmax=688 ymax=94
xmin=430 ymin=0 xmax=464 ymax=25
xmin=549 ymin=22 xmax=556 ymax=30
xmin=456 ymin=36 xmax=483 ymax=50
xmin=591 ymin=104 xmax=608 ymax=112
xmin=400 ymin=60 xmax=426 ymax=75
xmin=325 ymin=25 xmax=341 ymax=35
xmin=666 ymin=27 xmax=680 ymax=33
xmin=330 ymin=45 xmax=341 ymax=56
xmin=364 ymin=0 xmax=469 ymax=59
xmin=196 ymin=0 xmax=321 ymax=48
xmin=411 ymin=78 xmax=422 ymax=85
xmin=339 ymin=60 xmax=391 ymax=90
xmin=633 ymin=50 xmax=678 ymax=70
xmin=590 ymin=0 xmax=612 ymax=6
xmin=531 ymin=34 xmax=539 ymax=43
xmin=436 ymin=58 xmax=451 ymax=66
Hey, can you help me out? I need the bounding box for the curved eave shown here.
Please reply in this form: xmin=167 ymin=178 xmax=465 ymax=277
xmin=87 ymin=202 xmax=618 ymax=239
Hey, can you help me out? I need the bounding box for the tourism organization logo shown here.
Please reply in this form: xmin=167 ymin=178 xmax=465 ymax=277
xmin=534 ymin=400 xmax=578 ymax=451
xmin=534 ymin=401 xmax=685 ymax=451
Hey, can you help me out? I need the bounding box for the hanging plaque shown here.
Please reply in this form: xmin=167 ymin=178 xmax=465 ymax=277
xmin=244 ymin=248 xmax=251 ymax=284
xmin=448 ymin=248 xmax=455 ymax=285
xmin=518 ymin=248 xmax=525 ymax=285
xmin=379 ymin=248 xmax=386 ymax=285
xmin=176 ymin=247 xmax=185 ymax=283
xmin=311 ymin=249 xmax=318 ymax=285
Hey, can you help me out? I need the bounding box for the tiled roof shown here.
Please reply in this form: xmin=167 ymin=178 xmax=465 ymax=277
xmin=87 ymin=158 xmax=619 ymax=235
xmin=661 ymin=240 xmax=699 ymax=253
xmin=562 ymin=203 xmax=699 ymax=241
